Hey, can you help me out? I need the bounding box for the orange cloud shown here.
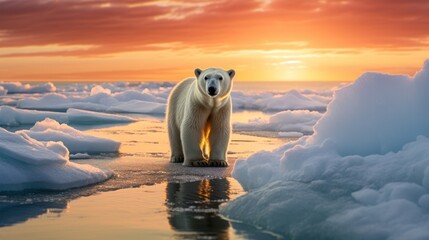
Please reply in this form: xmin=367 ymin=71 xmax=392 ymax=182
xmin=0 ymin=0 xmax=428 ymax=81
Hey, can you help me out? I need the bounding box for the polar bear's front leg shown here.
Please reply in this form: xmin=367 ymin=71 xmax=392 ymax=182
xmin=168 ymin=123 xmax=184 ymax=163
xmin=181 ymin=121 xmax=209 ymax=167
xmin=208 ymin=107 xmax=231 ymax=167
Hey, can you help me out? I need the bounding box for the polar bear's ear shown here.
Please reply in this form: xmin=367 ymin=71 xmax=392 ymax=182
xmin=194 ymin=68 xmax=203 ymax=78
xmin=227 ymin=69 xmax=235 ymax=79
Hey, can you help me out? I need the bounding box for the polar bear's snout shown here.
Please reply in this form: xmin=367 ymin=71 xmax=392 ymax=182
xmin=206 ymin=78 xmax=220 ymax=97
xmin=208 ymin=86 xmax=218 ymax=96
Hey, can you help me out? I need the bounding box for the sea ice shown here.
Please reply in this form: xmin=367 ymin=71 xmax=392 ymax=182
xmin=0 ymin=106 xmax=135 ymax=126
xmin=18 ymin=118 xmax=121 ymax=154
xmin=10 ymin=81 xmax=332 ymax=114
xmin=0 ymin=86 xmax=7 ymax=95
xmin=107 ymin=100 xmax=166 ymax=114
xmin=278 ymin=131 xmax=304 ymax=138
xmin=0 ymin=82 xmax=56 ymax=94
xmin=0 ymin=106 xmax=67 ymax=126
xmin=90 ymin=85 xmax=112 ymax=95
xmin=66 ymin=108 xmax=136 ymax=124
xmin=233 ymin=110 xmax=322 ymax=135
xmin=0 ymin=127 xmax=112 ymax=191
xmin=232 ymin=89 xmax=331 ymax=112
xmin=17 ymin=86 xmax=167 ymax=114
xmin=69 ymin=153 xmax=92 ymax=159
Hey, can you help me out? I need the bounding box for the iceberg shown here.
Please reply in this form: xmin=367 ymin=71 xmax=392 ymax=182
xmin=221 ymin=60 xmax=429 ymax=239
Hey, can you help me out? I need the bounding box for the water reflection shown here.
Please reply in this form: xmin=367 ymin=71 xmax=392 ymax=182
xmin=0 ymin=201 xmax=67 ymax=227
xmin=0 ymin=183 xmax=105 ymax=229
xmin=0 ymin=179 xmax=279 ymax=239
xmin=166 ymin=178 xmax=231 ymax=239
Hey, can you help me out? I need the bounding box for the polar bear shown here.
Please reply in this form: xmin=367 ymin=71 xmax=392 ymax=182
xmin=167 ymin=68 xmax=235 ymax=167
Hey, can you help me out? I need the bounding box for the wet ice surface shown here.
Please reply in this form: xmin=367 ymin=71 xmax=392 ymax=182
xmin=73 ymin=113 xmax=285 ymax=188
xmin=0 ymin=113 xmax=287 ymax=239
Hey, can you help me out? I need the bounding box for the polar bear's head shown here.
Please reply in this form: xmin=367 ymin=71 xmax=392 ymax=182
xmin=194 ymin=68 xmax=235 ymax=98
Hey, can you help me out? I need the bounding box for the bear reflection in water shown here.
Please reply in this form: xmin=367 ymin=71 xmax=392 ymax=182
xmin=166 ymin=178 xmax=230 ymax=238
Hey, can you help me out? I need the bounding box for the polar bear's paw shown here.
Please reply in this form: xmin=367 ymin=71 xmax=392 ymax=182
xmin=209 ymin=160 xmax=229 ymax=167
xmin=170 ymin=155 xmax=184 ymax=163
xmin=190 ymin=160 xmax=210 ymax=167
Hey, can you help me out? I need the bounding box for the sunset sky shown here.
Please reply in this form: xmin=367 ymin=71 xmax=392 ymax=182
xmin=1 ymin=0 xmax=429 ymax=82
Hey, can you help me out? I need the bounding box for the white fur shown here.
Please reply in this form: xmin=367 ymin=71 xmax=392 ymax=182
xmin=166 ymin=68 xmax=235 ymax=167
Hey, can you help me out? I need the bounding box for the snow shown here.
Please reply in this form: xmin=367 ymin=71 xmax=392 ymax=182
xmin=18 ymin=118 xmax=121 ymax=154
xmin=0 ymin=106 xmax=135 ymax=126
xmin=0 ymin=82 xmax=56 ymax=94
xmin=233 ymin=110 xmax=322 ymax=135
xmin=0 ymin=127 xmax=112 ymax=191
xmin=221 ymin=60 xmax=429 ymax=239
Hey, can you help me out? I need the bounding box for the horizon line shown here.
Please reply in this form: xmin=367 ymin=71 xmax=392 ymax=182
xmin=1 ymin=79 xmax=352 ymax=83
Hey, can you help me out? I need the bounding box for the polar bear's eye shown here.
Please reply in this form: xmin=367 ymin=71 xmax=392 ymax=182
xmin=219 ymin=76 xmax=223 ymax=81
xmin=204 ymin=76 xmax=208 ymax=80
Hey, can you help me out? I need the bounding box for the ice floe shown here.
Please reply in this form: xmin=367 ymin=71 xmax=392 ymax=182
xmin=0 ymin=106 xmax=135 ymax=126
xmin=0 ymin=82 xmax=56 ymax=94
xmin=0 ymin=127 xmax=112 ymax=191
xmin=17 ymin=118 xmax=120 ymax=154
xmin=232 ymin=89 xmax=332 ymax=112
xmin=233 ymin=110 xmax=322 ymax=136
xmin=17 ymin=86 xmax=167 ymax=114
xmin=0 ymin=86 xmax=7 ymax=95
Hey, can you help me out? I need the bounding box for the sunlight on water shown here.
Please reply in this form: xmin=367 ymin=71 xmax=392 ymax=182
xmin=0 ymin=178 xmax=279 ymax=240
